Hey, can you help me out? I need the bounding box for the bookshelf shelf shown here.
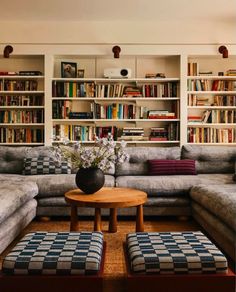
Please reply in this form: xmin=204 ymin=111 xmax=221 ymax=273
xmin=51 ymin=97 xmax=180 ymax=101
xmin=188 ymin=91 xmax=236 ymax=95
xmin=188 ymin=106 xmax=236 ymax=109
xmin=52 ymin=119 xmax=180 ymax=122
xmin=187 ymin=76 xmax=236 ymax=80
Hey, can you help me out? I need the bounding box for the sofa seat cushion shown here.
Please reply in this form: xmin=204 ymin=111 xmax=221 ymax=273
xmin=116 ymin=175 xmax=202 ymax=196
xmin=26 ymin=174 xmax=115 ymax=198
xmin=190 ymin=184 xmax=236 ymax=232
xmin=0 ymin=179 xmax=38 ymax=225
xmin=116 ymin=174 xmax=234 ymax=197
xmin=127 ymin=231 xmax=228 ymax=274
xmin=2 ymin=231 xmax=103 ymax=275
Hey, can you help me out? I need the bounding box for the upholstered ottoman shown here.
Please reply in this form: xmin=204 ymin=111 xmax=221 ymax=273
xmin=125 ymin=231 xmax=235 ymax=292
xmin=0 ymin=231 xmax=105 ymax=292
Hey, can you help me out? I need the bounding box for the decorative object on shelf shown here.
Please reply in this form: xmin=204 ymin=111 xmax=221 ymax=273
xmin=77 ymin=69 xmax=85 ymax=78
xmin=218 ymin=45 xmax=228 ymax=58
xmin=61 ymin=62 xmax=77 ymax=78
xmin=3 ymin=45 xmax=13 ymax=58
xmin=112 ymin=45 xmax=121 ymax=58
xmin=53 ymin=135 xmax=129 ymax=194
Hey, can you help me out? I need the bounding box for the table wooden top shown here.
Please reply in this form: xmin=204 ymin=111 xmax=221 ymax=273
xmin=65 ymin=187 xmax=147 ymax=208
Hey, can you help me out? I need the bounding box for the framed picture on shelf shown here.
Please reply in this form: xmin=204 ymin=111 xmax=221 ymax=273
xmin=77 ymin=69 xmax=85 ymax=78
xmin=61 ymin=62 xmax=77 ymax=78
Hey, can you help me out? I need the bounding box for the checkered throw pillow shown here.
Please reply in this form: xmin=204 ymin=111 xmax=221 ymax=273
xmin=2 ymin=232 xmax=103 ymax=275
xmin=22 ymin=157 xmax=71 ymax=175
xmin=127 ymin=231 xmax=228 ymax=274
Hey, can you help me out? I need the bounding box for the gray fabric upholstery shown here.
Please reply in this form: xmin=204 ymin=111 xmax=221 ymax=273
xmin=116 ymin=174 xmax=233 ymax=196
xmin=0 ymin=180 xmax=38 ymax=225
xmin=192 ymin=201 xmax=235 ymax=262
xmin=25 ymin=174 xmax=115 ymax=198
xmin=190 ymin=184 xmax=236 ymax=232
xmin=115 ymin=147 xmax=181 ymax=176
xmin=181 ymin=145 xmax=236 ymax=174
xmin=0 ymin=199 xmax=37 ymax=254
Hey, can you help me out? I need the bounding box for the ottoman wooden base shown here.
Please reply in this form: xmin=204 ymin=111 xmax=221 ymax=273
xmin=124 ymin=244 xmax=235 ymax=292
xmin=0 ymin=273 xmax=103 ymax=292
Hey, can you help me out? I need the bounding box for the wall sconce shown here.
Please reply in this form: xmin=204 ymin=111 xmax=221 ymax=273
xmin=112 ymin=46 xmax=121 ymax=58
xmin=218 ymin=45 xmax=228 ymax=58
xmin=3 ymin=45 xmax=13 ymax=58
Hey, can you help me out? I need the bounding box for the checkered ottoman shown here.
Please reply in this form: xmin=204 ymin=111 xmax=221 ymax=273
xmin=2 ymin=231 xmax=103 ymax=275
xmin=127 ymin=231 xmax=228 ymax=274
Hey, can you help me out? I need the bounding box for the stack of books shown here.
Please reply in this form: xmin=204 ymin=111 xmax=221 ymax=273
xmin=149 ymin=127 xmax=168 ymax=141
xmin=118 ymin=127 xmax=147 ymax=141
xmin=147 ymin=110 xmax=176 ymax=119
xmin=226 ymin=69 xmax=236 ymax=76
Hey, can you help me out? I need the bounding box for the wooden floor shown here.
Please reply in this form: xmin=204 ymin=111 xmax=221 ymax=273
xmin=0 ymin=216 xmax=200 ymax=292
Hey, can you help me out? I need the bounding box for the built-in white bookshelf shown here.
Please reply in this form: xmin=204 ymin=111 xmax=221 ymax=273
xmin=1 ymin=45 xmax=236 ymax=147
xmin=187 ymin=55 xmax=236 ymax=145
xmin=0 ymin=55 xmax=45 ymax=145
xmin=51 ymin=55 xmax=181 ymax=145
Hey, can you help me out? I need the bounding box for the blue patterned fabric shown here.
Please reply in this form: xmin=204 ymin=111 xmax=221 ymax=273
xmin=127 ymin=231 xmax=228 ymax=274
xmin=2 ymin=232 xmax=103 ymax=275
xmin=22 ymin=157 xmax=71 ymax=175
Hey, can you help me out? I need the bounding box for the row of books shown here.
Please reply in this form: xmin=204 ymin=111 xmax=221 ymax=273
xmin=54 ymin=125 xmax=119 ymax=142
xmin=52 ymin=100 xmax=72 ymax=119
xmin=0 ymin=127 xmax=44 ymax=143
xmin=0 ymin=95 xmax=44 ymax=106
xmin=52 ymin=81 xmax=179 ymax=98
xmin=188 ymin=80 xmax=236 ymax=91
xmin=188 ymin=110 xmax=236 ymax=124
xmin=210 ymin=110 xmax=236 ymax=124
xmin=188 ymin=62 xmax=199 ymax=76
xmin=188 ymin=127 xmax=236 ymax=143
xmin=92 ymin=103 xmax=136 ymax=119
xmin=0 ymin=110 xmax=44 ymax=124
xmin=188 ymin=95 xmax=236 ymax=106
xmin=53 ymin=124 xmax=179 ymax=142
xmin=0 ymin=80 xmax=38 ymax=91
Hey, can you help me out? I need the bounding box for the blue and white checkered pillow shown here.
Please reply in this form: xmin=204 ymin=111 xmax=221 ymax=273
xmin=22 ymin=157 xmax=71 ymax=175
xmin=127 ymin=231 xmax=228 ymax=275
xmin=2 ymin=232 xmax=103 ymax=275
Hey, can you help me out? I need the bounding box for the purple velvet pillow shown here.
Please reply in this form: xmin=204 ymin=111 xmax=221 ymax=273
xmin=147 ymin=159 xmax=196 ymax=175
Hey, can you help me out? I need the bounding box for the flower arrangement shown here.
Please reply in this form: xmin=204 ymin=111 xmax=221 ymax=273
xmin=53 ymin=135 xmax=129 ymax=172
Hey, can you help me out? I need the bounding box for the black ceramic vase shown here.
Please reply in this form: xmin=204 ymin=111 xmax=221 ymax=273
xmin=75 ymin=167 xmax=105 ymax=194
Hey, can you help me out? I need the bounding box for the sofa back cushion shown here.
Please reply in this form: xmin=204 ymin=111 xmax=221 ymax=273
xmin=115 ymin=147 xmax=181 ymax=176
xmin=0 ymin=146 xmax=55 ymax=174
xmin=181 ymin=145 xmax=236 ymax=174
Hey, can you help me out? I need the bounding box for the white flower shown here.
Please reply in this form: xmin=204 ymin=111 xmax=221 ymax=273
xmin=54 ymin=136 xmax=129 ymax=171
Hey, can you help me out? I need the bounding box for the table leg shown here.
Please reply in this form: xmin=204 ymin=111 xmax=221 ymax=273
xmin=136 ymin=205 xmax=144 ymax=232
xmin=109 ymin=208 xmax=117 ymax=233
xmin=70 ymin=205 xmax=79 ymax=231
xmin=94 ymin=208 xmax=102 ymax=231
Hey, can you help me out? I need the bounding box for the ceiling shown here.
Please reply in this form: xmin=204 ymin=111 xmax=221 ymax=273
xmin=1 ymin=0 xmax=236 ymax=22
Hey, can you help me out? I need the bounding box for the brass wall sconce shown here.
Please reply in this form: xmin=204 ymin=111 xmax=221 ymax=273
xmin=3 ymin=45 xmax=13 ymax=58
xmin=218 ymin=45 xmax=228 ymax=58
xmin=112 ymin=46 xmax=121 ymax=58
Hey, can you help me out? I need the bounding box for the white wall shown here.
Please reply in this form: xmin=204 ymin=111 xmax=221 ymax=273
xmin=0 ymin=19 xmax=236 ymax=44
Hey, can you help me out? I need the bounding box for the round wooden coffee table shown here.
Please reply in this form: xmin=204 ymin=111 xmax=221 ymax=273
xmin=65 ymin=187 xmax=147 ymax=233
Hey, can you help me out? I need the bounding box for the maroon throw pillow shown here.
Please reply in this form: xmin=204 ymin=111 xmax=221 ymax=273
xmin=147 ymin=159 xmax=196 ymax=175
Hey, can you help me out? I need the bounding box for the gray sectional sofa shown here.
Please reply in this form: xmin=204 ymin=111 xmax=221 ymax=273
xmin=0 ymin=144 xmax=235 ymax=264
